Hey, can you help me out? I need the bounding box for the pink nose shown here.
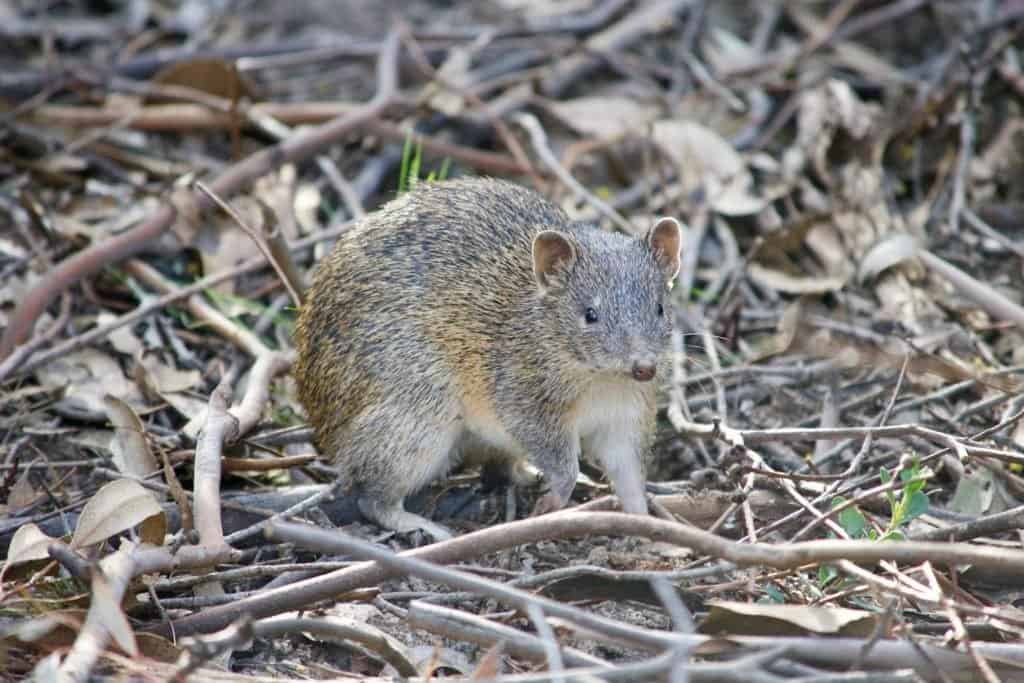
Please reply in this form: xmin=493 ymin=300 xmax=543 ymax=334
xmin=631 ymin=363 xmax=656 ymax=382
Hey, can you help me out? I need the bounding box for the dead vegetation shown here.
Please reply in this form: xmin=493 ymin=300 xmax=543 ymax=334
xmin=3 ymin=1 xmax=1024 ymax=681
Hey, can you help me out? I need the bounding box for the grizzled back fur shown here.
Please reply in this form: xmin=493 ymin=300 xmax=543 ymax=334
xmin=293 ymin=177 xmax=679 ymax=500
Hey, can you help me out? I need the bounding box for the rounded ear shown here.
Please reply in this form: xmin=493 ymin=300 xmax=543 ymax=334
xmin=645 ymin=217 xmax=682 ymax=283
xmin=532 ymin=230 xmax=578 ymax=293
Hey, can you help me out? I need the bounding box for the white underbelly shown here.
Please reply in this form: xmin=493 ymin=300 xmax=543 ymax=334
xmin=573 ymin=379 xmax=650 ymax=439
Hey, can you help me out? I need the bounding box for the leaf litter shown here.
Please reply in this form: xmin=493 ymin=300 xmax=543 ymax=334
xmin=3 ymin=1 xmax=1024 ymax=681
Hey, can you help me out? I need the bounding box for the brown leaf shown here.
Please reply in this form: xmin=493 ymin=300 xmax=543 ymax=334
xmin=700 ymin=600 xmax=876 ymax=638
xmin=470 ymin=642 xmax=504 ymax=679
xmin=747 ymin=263 xmax=849 ymax=294
xmin=2 ymin=523 xmax=57 ymax=574
xmin=543 ymin=95 xmax=659 ymax=139
xmin=8 ymin=466 xmax=41 ymax=510
xmin=651 ymin=120 xmax=764 ymax=215
xmin=35 ymin=349 xmax=145 ymax=418
xmin=91 ymin=556 xmax=138 ymax=656
xmin=147 ymin=59 xmax=257 ymax=103
xmin=70 ymin=479 xmax=165 ymax=549
xmin=98 ymin=313 xmax=144 ymax=356
xmin=104 ymin=395 xmax=159 ymax=478
xmin=192 ymin=196 xmax=265 ymax=304
xmin=136 ymin=632 xmax=184 ymax=663
xmin=137 ymin=352 xmax=201 ymax=395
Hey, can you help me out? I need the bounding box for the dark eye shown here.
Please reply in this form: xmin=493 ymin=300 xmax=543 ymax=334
xmin=657 ymin=303 xmax=664 ymax=317
xmin=584 ymin=307 xmax=599 ymax=324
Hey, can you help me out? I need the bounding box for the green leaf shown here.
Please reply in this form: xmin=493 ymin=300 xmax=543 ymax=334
xmin=436 ymin=157 xmax=451 ymax=181
xmin=903 ymin=478 xmax=925 ymax=496
xmin=409 ymin=140 xmax=423 ymax=191
xmin=762 ymin=583 xmax=786 ymax=603
xmin=880 ymin=467 xmax=897 ymax=509
xmin=398 ymin=134 xmax=414 ymax=194
xmin=902 ymin=491 xmax=929 ymax=522
xmin=818 ymin=564 xmax=839 ymax=587
xmin=838 ymin=505 xmax=868 ymax=538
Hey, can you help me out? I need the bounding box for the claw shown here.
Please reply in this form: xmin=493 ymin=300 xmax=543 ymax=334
xmin=509 ymin=459 xmax=544 ymax=487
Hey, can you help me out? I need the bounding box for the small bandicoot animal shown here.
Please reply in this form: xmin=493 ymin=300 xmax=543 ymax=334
xmin=294 ymin=177 xmax=682 ymax=540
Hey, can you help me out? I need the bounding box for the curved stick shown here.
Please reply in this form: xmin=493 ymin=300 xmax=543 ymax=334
xmin=0 ymin=30 xmax=401 ymax=363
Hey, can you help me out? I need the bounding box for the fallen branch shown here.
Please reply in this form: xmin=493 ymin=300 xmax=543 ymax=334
xmin=268 ymin=519 xmax=1024 ymax=682
xmin=158 ymin=510 xmax=1024 ymax=639
xmin=25 ymin=103 xmax=538 ymax=176
xmin=5 ymin=223 xmax=351 ymax=381
xmin=0 ymin=30 xmax=402 ymax=363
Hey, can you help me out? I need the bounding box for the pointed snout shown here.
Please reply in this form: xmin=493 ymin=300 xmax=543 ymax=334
xmin=623 ymin=334 xmax=659 ymax=382
xmin=631 ymin=362 xmax=656 ymax=382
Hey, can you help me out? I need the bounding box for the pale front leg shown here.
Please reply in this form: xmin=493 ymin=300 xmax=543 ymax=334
xmin=589 ymin=431 xmax=648 ymax=514
xmin=514 ymin=431 xmax=580 ymax=516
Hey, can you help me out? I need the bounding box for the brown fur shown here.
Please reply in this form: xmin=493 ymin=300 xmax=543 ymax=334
xmin=294 ymin=178 xmax=681 ymax=539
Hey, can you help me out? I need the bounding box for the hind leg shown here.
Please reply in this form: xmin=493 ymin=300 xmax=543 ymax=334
xmin=337 ymin=393 xmax=461 ymax=541
xmin=357 ymin=495 xmax=453 ymax=541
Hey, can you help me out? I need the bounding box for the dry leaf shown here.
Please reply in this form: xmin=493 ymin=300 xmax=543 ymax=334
xmin=543 ymin=95 xmax=660 ymax=139
xmin=293 ymin=183 xmax=322 ymax=236
xmin=470 ymin=642 xmax=504 ymax=679
xmin=135 ymin=632 xmax=184 ymax=663
xmin=702 ymin=26 xmax=763 ymax=76
xmin=701 ymin=600 xmax=876 ymax=637
xmin=192 ymin=196 xmax=264 ymax=305
xmin=104 ymin=395 xmax=159 ymax=478
xmin=95 ymin=312 xmax=144 ymax=356
xmin=747 ymin=263 xmax=848 ymax=294
xmin=0 ymin=268 xmax=42 ymax=329
xmin=29 ymin=652 xmax=62 ymax=681
xmin=650 ymin=120 xmax=764 ymax=215
xmin=0 ymin=235 xmax=29 ymax=260
xmin=858 ymin=233 xmax=920 ymax=283
xmin=91 ymin=553 xmax=138 ymax=656
xmin=160 ymin=392 xmax=207 ymax=423
xmin=137 ymin=352 xmax=200 ymax=394
xmin=67 ymin=429 xmax=119 ymax=453
xmin=8 ymin=466 xmax=41 ymax=510
xmin=147 ymin=58 xmax=257 ymax=102
xmin=948 ymin=467 xmax=995 ymax=517
xmin=70 ymin=479 xmax=165 ymax=549
xmin=749 ymin=299 xmax=803 ymax=362
xmin=2 ymin=523 xmax=58 ymax=573
xmin=35 ymin=348 xmax=145 ymax=418
xmin=494 ymin=0 xmax=591 ymax=19
xmin=422 ymin=44 xmax=474 ymax=116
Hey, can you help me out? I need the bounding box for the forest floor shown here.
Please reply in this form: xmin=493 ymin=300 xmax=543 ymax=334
xmin=4 ymin=1 xmax=1024 ymax=681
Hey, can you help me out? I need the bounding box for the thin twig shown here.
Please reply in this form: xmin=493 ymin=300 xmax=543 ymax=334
xmin=514 ymin=112 xmax=635 ymax=234
xmin=0 ymin=29 xmax=402 ymax=363
xmin=194 ymin=181 xmax=303 ymax=308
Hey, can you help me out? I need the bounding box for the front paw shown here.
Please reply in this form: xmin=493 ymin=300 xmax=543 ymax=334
xmin=531 ymin=491 xmax=566 ymax=516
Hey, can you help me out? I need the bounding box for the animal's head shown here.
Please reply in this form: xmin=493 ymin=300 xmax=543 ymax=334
xmin=532 ymin=217 xmax=683 ymax=381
